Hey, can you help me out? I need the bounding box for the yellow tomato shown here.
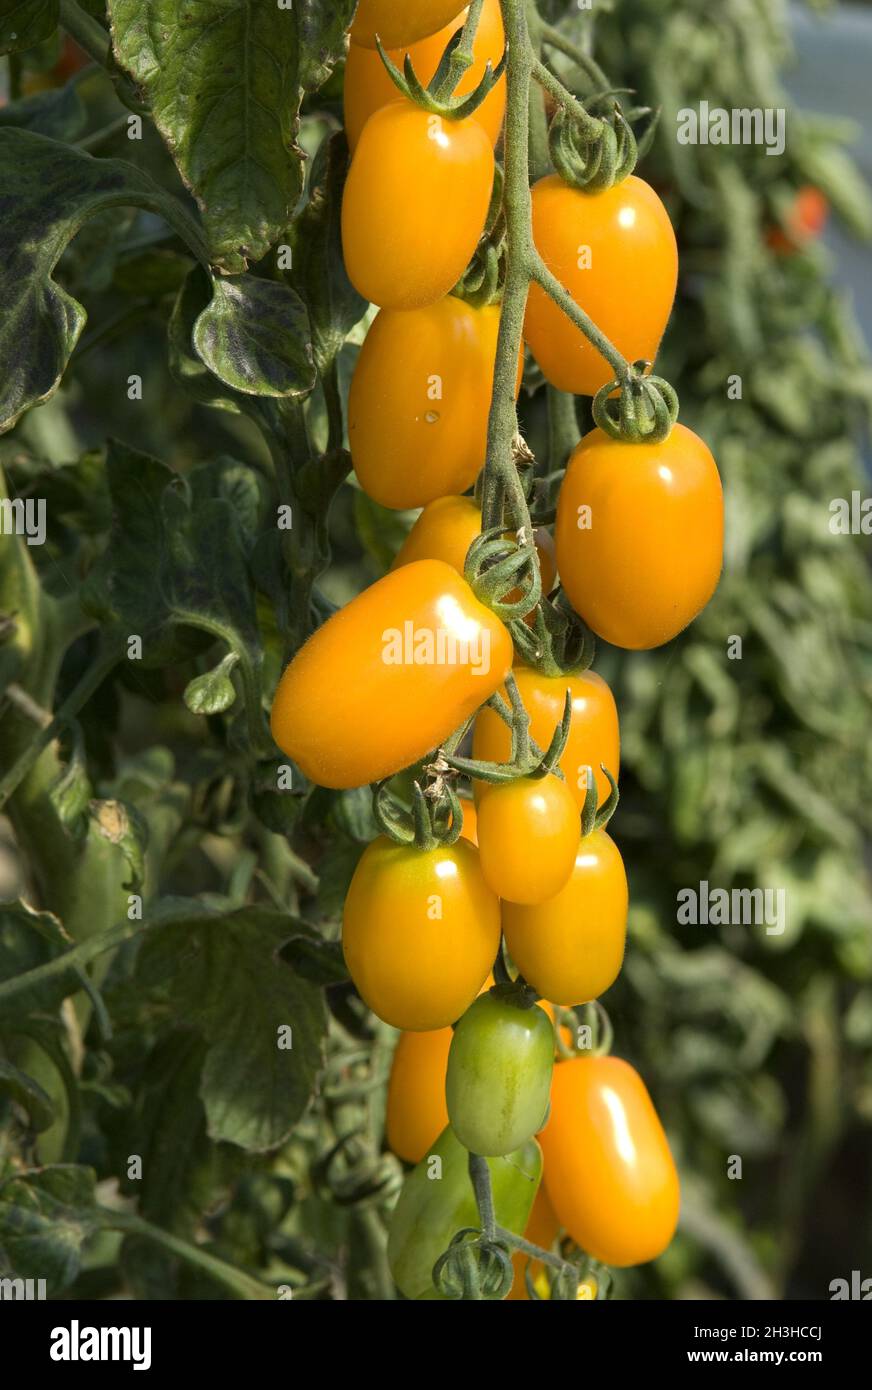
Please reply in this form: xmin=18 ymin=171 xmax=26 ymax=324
xmin=344 ymin=0 xmax=505 ymax=152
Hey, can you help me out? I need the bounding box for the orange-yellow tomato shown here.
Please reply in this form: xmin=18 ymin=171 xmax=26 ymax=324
xmin=270 ymin=560 xmax=513 ymax=789
xmin=342 ymin=103 xmax=493 ymax=310
xmin=344 ymin=0 xmax=506 ymax=152
xmin=392 ymin=495 xmax=555 ymax=591
xmin=343 ymin=836 xmax=499 ymax=1030
xmin=386 ymin=1027 xmax=452 ymax=1162
xmin=477 ymin=774 xmax=579 ymax=905
xmin=473 ymin=665 xmax=619 ymax=811
xmin=540 ymin=1056 xmax=680 ymax=1267
xmin=507 ymin=1182 xmax=561 ymax=1299
xmin=349 ymin=302 xmax=509 ymax=509
xmin=525 ymin=174 xmax=678 ymax=396
xmin=501 ymin=829 xmax=627 ymax=1005
xmin=555 ymin=423 xmax=724 ymax=650
xmin=350 ymin=0 xmax=466 ymax=48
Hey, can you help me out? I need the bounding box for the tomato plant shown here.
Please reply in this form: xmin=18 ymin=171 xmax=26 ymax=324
xmin=0 ymin=0 xmax=866 ymax=1318
xmin=446 ymin=991 xmax=554 ymax=1153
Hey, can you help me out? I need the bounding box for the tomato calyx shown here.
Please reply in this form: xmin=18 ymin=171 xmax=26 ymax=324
xmin=555 ymin=999 xmax=615 ymax=1062
xmin=432 ymin=1224 xmax=515 ymax=1300
xmin=544 ymin=86 xmax=659 ymax=192
xmin=512 ymin=586 xmax=597 ymax=679
xmin=439 ymin=670 xmax=571 ymax=788
xmin=592 ymin=359 xmax=680 ymax=444
xmin=464 ymin=524 xmax=542 ymax=621
xmin=580 ymin=762 xmax=619 ymax=837
xmin=373 ymin=774 xmax=465 ymax=850
xmin=453 ymin=167 xmax=506 ymax=309
xmin=375 ymin=7 xmax=506 ymax=123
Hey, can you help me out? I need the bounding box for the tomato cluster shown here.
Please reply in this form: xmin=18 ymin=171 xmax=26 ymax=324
xmin=267 ymin=2 xmax=728 ymax=1298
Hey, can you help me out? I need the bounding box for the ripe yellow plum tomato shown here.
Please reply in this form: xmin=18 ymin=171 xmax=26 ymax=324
xmin=446 ymin=992 xmax=554 ymax=1154
xmin=501 ymin=829 xmax=627 ymax=1005
xmin=342 ymin=104 xmax=494 ymax=310
xmin=349 ymin=300 xmax=514 ymax=509
xmin=524 ymin=174 xmax=678 ymax=396
xmin=350 ymin=0 xmax=466 ymax=49
xmin=386 ymin=1026 xmax=452 ymax=1163
xmin=507 ymin=1183 xmax=561 ymax=1299
xmin=476 ymin=774 xmax=579 ymax=905
xmin=473 ymin=665 xmax=620 ymax=811
xmin=270 ymin=560 xmax=513 ymax=789
xmin=342 ymin=835 xmax=500 ymax=1030
xmin=555 ymin=423 xmax=724 ymax=650
xmin=344 ymin=1 xmax=506 ymax=152
xmin=540 ymin=1055 xmax=680 ymax=1267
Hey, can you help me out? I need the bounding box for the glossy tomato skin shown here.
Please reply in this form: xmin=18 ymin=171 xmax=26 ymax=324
xmin=386 ymin=1027 xmax=452 ymax=1163
xmin=270 ymin=560 xmax=512 ymax=789
xmin=458 ymin=796 xmax=478 ymax=844
xmin=507 ymin=1183 xmax=560 ymax=1299
xmin=351 ymin=0 xmax=466 ymax=48
xmin=342 ymin=104 xmax=493 ymax=310
xmin=388 ymin=1125 xmax=542 ymax=1299
xmin=342 ymin=835 xmax=500 ymax=1031
xmin=473 ymin=665 xmax=620 ymax=811
xmin=555 ymin=423 xmax=724 ymax=650
xmin=541 ymin=1055 xmax=680 ymax=1267
xmin=345 ymin=0 xmax=505 ymax=152
xmin=476 ymin=774 xmax=579 ymax=905
xmin=349 ymin=302 xmax=513 ymax=509
xmin=525 ymin=174 xmax=678 ymax=396
xmin=446 ymin=993 xmax=554 ymax=1154
xmin=501 ymin=829 xmax=627 ymax=1006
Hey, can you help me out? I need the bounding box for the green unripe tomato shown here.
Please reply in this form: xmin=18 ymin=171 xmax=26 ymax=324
xmin=446 ymin=992 xmax=555 ymax=1156
xmin=388 ymin=1123 xmax=542 ymax=1300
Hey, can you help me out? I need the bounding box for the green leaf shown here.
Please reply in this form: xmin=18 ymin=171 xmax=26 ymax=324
xmin=288 ymin=132 xmax=367 ymax=371
xmin=0 ymin=81 xmax=86 ymax=139
xmin=81 ymin=440 xmax=262 ymax=674
xmin=192 ymin=274 xmax=316 ymax=400
xmin=135 ymin=906 xmax=327 ymax=1152
xmin=0 ymin=128 xmax=206 ymax=433
xmin=0 ymin=899 xmax=69 ymax=1017
xmin=0 ymin=1166 xmax=99 ymax=1292
xmin=184 ymin=651 xmax=239 ymax=715
xmin=107 ymin=0 xmax=350 ymax=271
xmin=0 ymin=0 xmax=59 ymax=55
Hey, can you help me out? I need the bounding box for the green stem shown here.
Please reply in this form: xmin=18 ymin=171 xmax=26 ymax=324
xmin=468 ymin=1153 xmax=497 ymax=1241
xmin=433 ymin=0 xmax=485 ymax=101
xmin=0 ymin=916 xmax=145 ymax=1012
xmin=59 ymin=0 xmax=112 ymax=67
xmin=546 ymin=385 xmax=579 ymax=472
xmin=539 ymin=20 xmax=610 ymax=92
xmin=0 ymin=643 xmax=123 ymax=812
xmin=107 ymin=1210 xmax=275 ymax=1301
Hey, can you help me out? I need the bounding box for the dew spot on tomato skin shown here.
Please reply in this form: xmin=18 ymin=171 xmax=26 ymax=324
xmin=425 ymin=411 xmax=440 ymax=424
